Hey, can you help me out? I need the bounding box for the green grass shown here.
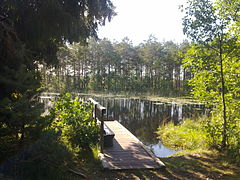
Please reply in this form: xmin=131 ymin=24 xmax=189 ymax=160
xmin=157 ymin=117 xmax=209 ymax=150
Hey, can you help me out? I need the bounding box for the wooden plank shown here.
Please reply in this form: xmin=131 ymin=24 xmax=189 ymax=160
xmin=108 ymin=162 xmax=159 ymax=166
xmin=104 ymin=153 xmax=152 ymax=158
xmin=99 ymin=120 xmax=165 ymax=170
xmin=104 ymin=159 xmax=157 ymax=164
xmin=108 ymin=121 xmax=165 ymax=167
xmin=99 ymin=153 xmax=112 ymax=169
xmin=102 ymin=163 xmax=160 ymax=170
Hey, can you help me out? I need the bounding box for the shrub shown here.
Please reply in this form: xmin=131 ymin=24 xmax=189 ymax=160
xmin=49 ymin=93 xmax=99 ymax=150
xmin=205 ymin=106 xmax=240 ymax=162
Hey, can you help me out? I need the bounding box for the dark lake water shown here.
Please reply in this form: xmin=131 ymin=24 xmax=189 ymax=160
xmin=93 ymin=97 xmax=207 ymax=157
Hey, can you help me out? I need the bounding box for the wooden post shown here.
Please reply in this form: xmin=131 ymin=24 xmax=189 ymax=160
xmin=98 ymin=104 xmax=106 ymax=153
xmin=89 ymin=98 xmax=106 ymax=153
xmin=94 ymin=104 xmax=97 ymax=124
xmin=106 ymin=101 xmax=109 ymax=120
xmin=89 ymin=98 xmax=98 ymax=124
xmin=100 ymin=109 xmax=104 ymax=153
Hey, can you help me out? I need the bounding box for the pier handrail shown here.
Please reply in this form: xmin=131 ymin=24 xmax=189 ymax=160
xmin=89 ymin=98 xmax=106 ymax=153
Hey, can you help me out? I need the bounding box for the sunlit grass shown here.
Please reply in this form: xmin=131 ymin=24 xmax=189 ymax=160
xmin=91 ymin=145 xmax=100 ymax=161
xmin=157 ymin=117 xmax=209 ymax=150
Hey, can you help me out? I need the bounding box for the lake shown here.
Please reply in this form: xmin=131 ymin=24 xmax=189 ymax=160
xmin=93 ymin=97 xmax=207 ymax=157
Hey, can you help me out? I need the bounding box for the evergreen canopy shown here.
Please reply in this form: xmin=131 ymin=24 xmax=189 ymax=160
xmin=0 ymin=0 xmax=116 ymax=65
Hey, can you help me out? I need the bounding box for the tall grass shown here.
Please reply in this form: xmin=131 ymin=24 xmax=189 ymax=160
xmin=157 ymin=117 xmax=209 ymax=150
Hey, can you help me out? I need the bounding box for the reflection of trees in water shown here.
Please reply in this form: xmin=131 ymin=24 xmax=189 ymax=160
xmin=96 ymin=97 xmax=206 ymax=145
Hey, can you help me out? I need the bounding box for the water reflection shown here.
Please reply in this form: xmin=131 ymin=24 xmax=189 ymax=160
xmin=150 ymin=142 xmax=177 ymax=157
xmin=95 ymin=97 xmax=206 ymax=157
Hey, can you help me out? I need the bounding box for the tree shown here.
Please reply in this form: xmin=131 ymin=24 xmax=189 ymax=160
xmin=216 ymin=0 xmax=240 ymax=39
xmin=183 ymin=0 xmax=240 ymax=150
xmin=0 ymin=17 xmax=44 ymax=149
xmin=44 ymin=36 xmax=188 ymax=95
xmin=0 ymin=0 xmax=116 ymax=65
xmin=114 ymin=37 xmax=140 ymax=92
xmin=178 ymin=40 xmax=191 ymax=94
xmin=0 ymin=0 xmax=116 ymax=150
xmin=162 ymin=41 xmax=179 ymax=95
xmin=138 ymin=36 xmax=163 ymax=92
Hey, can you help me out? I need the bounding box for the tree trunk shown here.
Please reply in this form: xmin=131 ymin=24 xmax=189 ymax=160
xmin=219 ymin=43 xmax=227 ymax=149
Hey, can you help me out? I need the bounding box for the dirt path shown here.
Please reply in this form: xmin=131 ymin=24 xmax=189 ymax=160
xmin=72 ymin=150 xmax=240 ymax=180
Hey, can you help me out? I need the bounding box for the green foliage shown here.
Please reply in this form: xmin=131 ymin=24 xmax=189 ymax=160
xmin=183 ymin=0 xmax=219 ymax=44
xmin=49 ymin=93 xmax=99 ymax=150
xmin=215 ymin=0 xmax=240 ymax=40
xmin=157 ymin=118 xmax=209 ymax=150
xmin=0 ymin=18 xmax=46 ymax=150
xmin=0 ymin=91 xmax=45 ymax=137
xmin=204 ymin=108 xmax=240 ymax=161
xmin=42 ymin=37 xmax=190 ymax=96
xmin=183 ymin=0 xmax=240 ymax=158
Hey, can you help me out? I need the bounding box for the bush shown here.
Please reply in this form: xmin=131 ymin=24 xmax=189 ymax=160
xmin=49 ymin=93 xmax=99 ymax=150
xmin=205 ymin=106 xmax=240 ymax=162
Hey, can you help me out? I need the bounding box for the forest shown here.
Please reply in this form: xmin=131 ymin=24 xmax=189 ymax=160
xmin=41 ymin=37 xmax=190 ymax=96
xmin=0 ymin=0 xmax=240 ymax=179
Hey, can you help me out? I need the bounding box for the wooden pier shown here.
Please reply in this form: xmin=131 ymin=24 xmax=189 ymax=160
xmin=88 ymin=98 xmax=165 ymax=170
xmin=89 ymin=98 xmax=165 ymax=170
xmin=99 ymin=121 xmax=165 ymax=170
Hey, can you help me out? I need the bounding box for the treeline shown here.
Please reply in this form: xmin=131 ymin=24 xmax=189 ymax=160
xmin=41 ymin=36 xmax=191 ymax=96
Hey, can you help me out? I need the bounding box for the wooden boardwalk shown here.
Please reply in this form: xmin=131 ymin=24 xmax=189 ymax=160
xmin=99 ymin=121 xmax=165 ymax=170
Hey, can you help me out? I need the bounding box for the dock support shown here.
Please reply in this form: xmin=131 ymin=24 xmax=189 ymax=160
xmin=99 ymin=107 xmax=106 ymax=153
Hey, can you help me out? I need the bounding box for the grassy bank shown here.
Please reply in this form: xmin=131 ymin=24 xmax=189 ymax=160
xmin=157 ymin=117 xmax=209 ymax=150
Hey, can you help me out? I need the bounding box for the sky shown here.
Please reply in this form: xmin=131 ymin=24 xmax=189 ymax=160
xmin=98 ymin=0 xmax=188 ymax=45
